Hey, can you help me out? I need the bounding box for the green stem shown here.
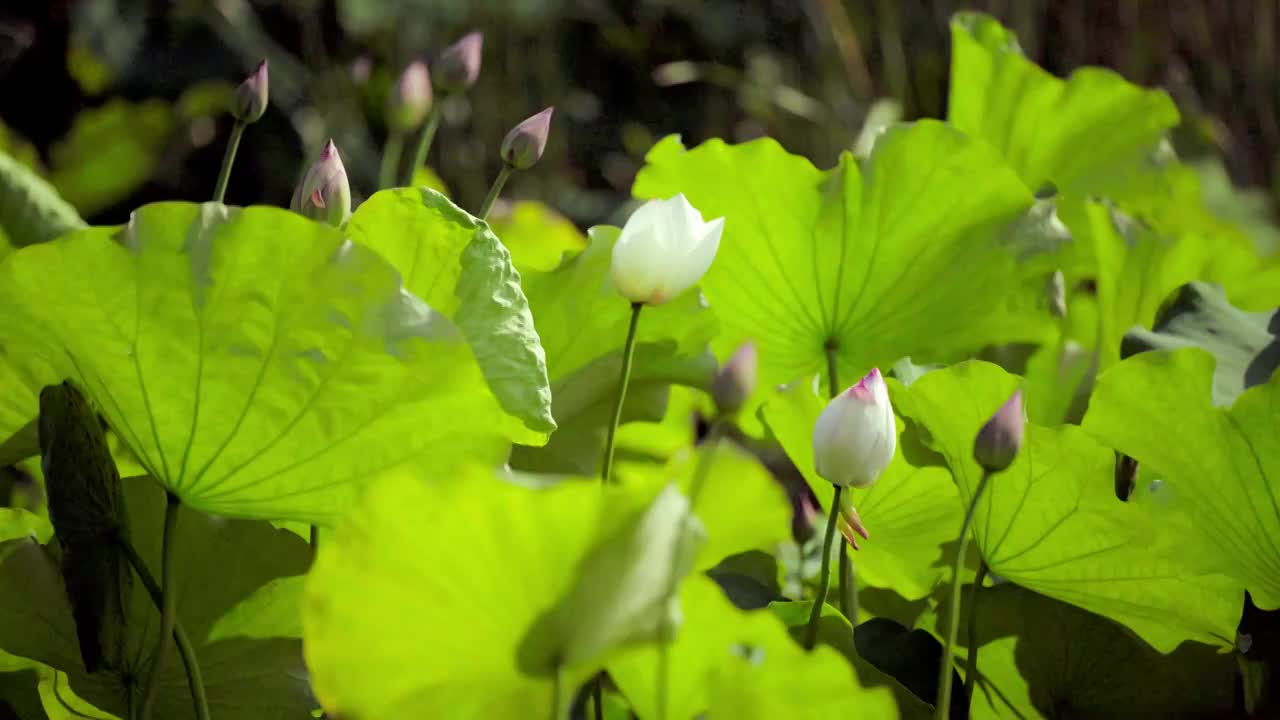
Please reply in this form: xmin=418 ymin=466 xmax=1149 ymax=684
xmin=478 ymin=164 xmax=513 ymax=220
xmin=935 ymin=471 xmax=992 ymax=720
xmin=803 ymin=484 xmax=843 ymax=650
xmin=600 ymin=302 xmax=643 ymax=484
xmin=117 ymin=532 xmax=210 ymax=720
xmin=592 ymin=678 xmax=604 ymax=719
xmin=377 ymin=130 xmax=405 ymax=191
xmin=962 ymin=560 xmax=990 ymax=712
xmin=138 ymin=492 xmax=182 ymax=720
xmin=401 ymin=105 xmax=442 ymax=187
xmin=657 ymin=420 xmax=725 ymax=720
xmin=549 ymin=666 xmax=561 ymax=720
xmin=213 ymin=121 xmax=246 ymax=203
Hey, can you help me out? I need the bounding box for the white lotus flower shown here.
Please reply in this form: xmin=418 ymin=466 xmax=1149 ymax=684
xmin=812 ymin=368 xmax=897 ymax=490
xmin=610 ymin=193 xmax=724 ymax=305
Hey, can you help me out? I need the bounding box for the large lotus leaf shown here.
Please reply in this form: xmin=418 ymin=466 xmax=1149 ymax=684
xmin=633 ymin=121 xmax=1041 ymax=399
xmin=947 ymin=12 xmax=1178 ymax=198
xmin=1120 ymin=282 xmax=1279 ymax=407
xmin=1067 ymin=201 xmax=1209 ymax=368
xmin=347 ymin=187 xmax=554 ymax=436
xmin=760 ymin=376 xmax=960 ymax=601
xmin=609 ymin=576 xmax=898 ymax=720
xmin=930 ymin=583 xmax=1234 ymax=718
xmin=894 ymin=361 xmax=1242 ymax=651
xmin=0 ymin=479 xmax=315 ymax=719
xmin=0 ymin=202 xmax=514 ymax=525
xmin=1085 ymin=348 xmax=1280 ymax=609
xmin=487 ymin=200 xmax=587 ymax=273
xmin=304 ymin=465 xmax=702 ymax=719
xmin=511 ymin=225 xmax=718 ymax=468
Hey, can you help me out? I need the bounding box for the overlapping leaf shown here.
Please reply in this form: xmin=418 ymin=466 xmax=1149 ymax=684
xmin=1085 ymin=348 xmax=1280 ymax=608
xmin=0 ymin=479 xmax=315 ymax=719
xmin=633 ymin=120 xmax=1041 ymax=398
xmin=895 ymin=361 xmax=1241 ymax=651
xmin=760 ymin=377 xmax=960 ymax=600
xmin=347 ymin=187 xmax=554 ymax=436
xmin=0 ymin=202 xmax=514 ymax=524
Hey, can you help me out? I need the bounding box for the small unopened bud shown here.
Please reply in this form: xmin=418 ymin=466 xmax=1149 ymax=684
xmin=388 ymin=61 xmax=433 ymax=132
xmin=974 ymin=389 xmax=1025 ymax=473
xmin=711 ymin=341 xmax=756 ymax=416
xmin=232 ymin=59 xmax=269 ymax=124
xmin=434 ymin=31 xmax=483 ymax=94
xmin=290 ymin=140 xmax=351 ymax=227
xmin=500 ymin=107 xmax=553 ymax=170
xmin=789 ymin=484 xmax=820 ymax=545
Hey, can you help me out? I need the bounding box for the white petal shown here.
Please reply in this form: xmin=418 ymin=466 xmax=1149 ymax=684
xmin=611 ymin=224 xmax=666 ymax=303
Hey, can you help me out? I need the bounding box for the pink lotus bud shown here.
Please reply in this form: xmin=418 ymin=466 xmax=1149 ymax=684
xmin=610 ymin=193 xmax=724 ymax=305
xmin=388 ymin=61 xmax=433 ymax=132
xmin=812 ymin=368 xmax=897 ymax=489
xmin=289 ymin=140 xmax=351 ymax=227
xmin=500 ymin=106 xmax=554 ymax=170
xmin=434 ymin=31 xmax=483 ymax=93
xmin=974 ymin=389 xmax=1025 ymax=473
xmin=232 ymin=59 xmax=269 ymax=124
xmin=711 ymin=341 xmax=756 ymax=416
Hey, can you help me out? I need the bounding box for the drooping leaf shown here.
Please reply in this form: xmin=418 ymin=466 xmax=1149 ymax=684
xmin=760 ymin=376 xmax=960 ymax=601
xmin=0 ymin=151 xmax=85 ymax=248
xmin=0 ymin=479 xmax=315 ymax=719
xmin=609 ymin=577 xmax=899 ymax=720
xmin=347 ymin=187 xmax=555 ymax=436
xmin=1120 ymin=281 xmax=1279 ymax=406
xmin=0 ymin=202 xmax=515 ymax=525
xmin=1085 ymin=348 xmax=1280 ymax=609
xmin=930 ymin=582 xmax=1235 ymax=718
xmin=894 ymin=360 xmax=1242 ymax=651
xmin=633 ymin=121 xmax=1040 ymax=402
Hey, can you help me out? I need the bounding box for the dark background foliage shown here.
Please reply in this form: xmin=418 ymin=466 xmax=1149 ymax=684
xmin=0 ymin=0 xmax=1276 ymax=229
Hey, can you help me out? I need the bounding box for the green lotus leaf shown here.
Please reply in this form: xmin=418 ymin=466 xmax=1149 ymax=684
xmin=347 ymin=187 xmax=554 ymax=437
xmin=1085 ymin=348 xmax=1280 ymax=608
xmin=0 ymin=202 xmax=514 ymax=525
xmin=207 ymin=575 xmax=304 ymax=643
xmin=487 ymin=200 xmax=587 ymax=273
xmin=0 ymin=479 xmax=315 ymax=719
xmin=633 ymin=120 xmax=1041 ymax=401
xmin=895 ymin=360 xmax=1242 ymax=651
xmin=0 ymin=151 xmax=84 ymax=248
xmin=760 ymin=376 xmax=960 ymax=601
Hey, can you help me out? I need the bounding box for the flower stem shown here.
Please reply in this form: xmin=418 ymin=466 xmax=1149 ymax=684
xmin=549 ymin=666 xmax=562 ymax=720
xmin=478 ymin=164 xmax=512 ymax=220
xmin=377 ymin=129 xmax=405 ymax=191
xmin=401 ymin=105 xmax=442 ymax=187
xmin=962 ymin=560 xmax=990 ymax=712
xmin=116 ymin=531 xmax=209 ymax=720
xmin=138 ymin=492 xmax=183 ymax=720
xmin=803 ymin=484 xmax=843 ymax=650
xmin=592 ymin=679 xmax=604 ymax=719
xmin=600 ymin=302 xmax=643 ymax=484
xmin=657 ymin=419 xmax=725 ymax=720
xmin=213 ymin=121 xmax=246 ymax=203
xmin=935 ymin=470 xmax=992 ymax=720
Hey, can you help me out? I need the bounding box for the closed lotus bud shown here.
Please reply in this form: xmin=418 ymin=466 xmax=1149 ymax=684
xmin=973 ymin=389 xmax=1025 ymax=473
xmin=388 ymin=61 xmax=432 ymax=132
xmin=610 ymin=193 xmax=724 ymax=305
xmin=290 ymin=140 xmax=351 ymax=227
xmin=434 ymin=31 xmax=483 ymax=94
xmin=711 ymin=341 xmax=756 ymax=416
xmin=812 ymin=368 xmax=897 ymax=489
xmin=500 ymin=107 xmax=554 ymax=170
xmin=232 ymin=59 xmax=269 ymax=124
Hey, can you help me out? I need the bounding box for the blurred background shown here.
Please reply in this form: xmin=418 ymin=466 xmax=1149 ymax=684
xmin=0 ymin=0 xmax=1276 ymax=231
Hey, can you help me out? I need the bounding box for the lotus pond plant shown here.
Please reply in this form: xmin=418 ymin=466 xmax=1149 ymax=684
xmin=1 ymin=11 xmax=1280 ymax=720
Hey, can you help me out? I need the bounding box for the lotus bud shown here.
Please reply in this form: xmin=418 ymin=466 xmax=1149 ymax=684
xmin=812 ymin=368 xmax=897 ymax=489
xmin=711 ymin=341 xmax=757 ymax=416
xmin=290 ymin=140 xmax=351 ymax=227
xmin=232 ymin=59 xmax=269 ymax=124
xmin=500 ymin=107 xmax=554 ymax=170
xmin=789 ymin=482 xmax=820 ymax=545
xmin=836 ymin=490 xmax=870 ymax=550
xmin=434 ymin=31 xmax=483 ymax=94
xmin=388 ymin=61 xmax=432 ymax=132
xmin=610 ymin=193 xmax=724 ymax=305
xmin=974 ymin=389 xmax=1025 ymax=473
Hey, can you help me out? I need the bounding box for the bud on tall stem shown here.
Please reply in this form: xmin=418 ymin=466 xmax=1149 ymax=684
xmin=232 ymin=59 xmax=269 ymax=125
xmin=434 ymin=31 xmax=483 ymax=94
xmin=290 ymin=140 xmax=351 ymax=227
